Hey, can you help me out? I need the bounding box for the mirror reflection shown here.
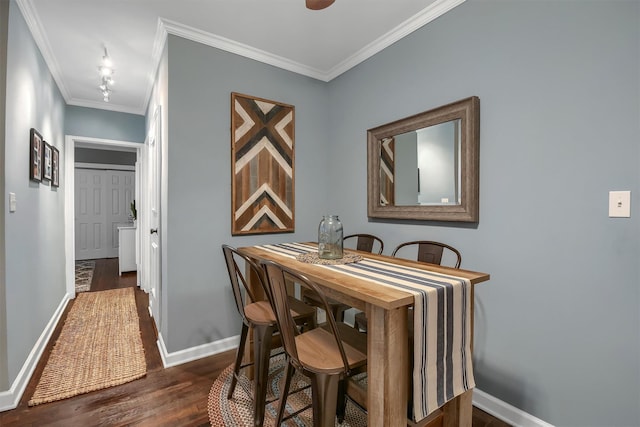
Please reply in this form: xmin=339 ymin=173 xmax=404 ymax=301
xmin=367 ymin=96 xmax=479 ymax=222
xmin=384 ymin=119 xmax=461 ymax=207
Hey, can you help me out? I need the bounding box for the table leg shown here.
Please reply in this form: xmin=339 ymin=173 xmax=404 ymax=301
xmin=442 ymin=389 xmax=473 ymax=427
xmin=367 ymin=304 xmax=408 ymax=427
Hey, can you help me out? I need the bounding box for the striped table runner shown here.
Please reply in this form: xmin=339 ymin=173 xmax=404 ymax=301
xmin=259 ymin=242 xmax=475 ymax=422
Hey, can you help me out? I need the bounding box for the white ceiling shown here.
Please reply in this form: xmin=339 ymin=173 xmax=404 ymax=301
xmin=18 ymin=0 xmax=465 ymax=115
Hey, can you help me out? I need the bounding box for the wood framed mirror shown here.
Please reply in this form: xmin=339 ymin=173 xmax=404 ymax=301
xmin=367 ymin=96 xmax=480 ymax=222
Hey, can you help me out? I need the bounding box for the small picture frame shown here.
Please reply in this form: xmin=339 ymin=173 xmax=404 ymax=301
xmin=51 ymin=146 xmax=60 ymax=188
xmin=29 ymin=128 xmax=43 ymax=182
xmin=42 ymin=142 xmax=52 ymax=181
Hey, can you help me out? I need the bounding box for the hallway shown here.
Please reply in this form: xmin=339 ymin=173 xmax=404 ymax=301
xmin=0 ymin=258 xmax=234 ymax=426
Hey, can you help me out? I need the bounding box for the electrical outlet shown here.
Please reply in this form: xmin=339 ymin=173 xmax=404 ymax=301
xmin=609 ymin=191 xmax=631 ymax=218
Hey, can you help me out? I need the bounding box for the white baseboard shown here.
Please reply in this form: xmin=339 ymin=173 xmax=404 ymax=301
xmin=473 ymin=388 xmax=554 ymax=427
xmin=0 ymin=294 xmax=72 ymax=412
xmin=157 ymin=333 xmax=240 ymax=368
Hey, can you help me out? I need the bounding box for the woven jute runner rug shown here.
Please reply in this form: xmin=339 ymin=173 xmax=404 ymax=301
xmin=208 ymin=353 xmax=367 ymax=426
xmin=28 ymin=287 xmax=147 ymax=406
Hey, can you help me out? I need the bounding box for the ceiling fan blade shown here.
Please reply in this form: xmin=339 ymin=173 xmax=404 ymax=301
xmin=306 ymin=0 xmax=335 ymax=10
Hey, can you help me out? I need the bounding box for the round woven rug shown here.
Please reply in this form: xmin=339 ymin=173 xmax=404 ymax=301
xmin=208 ymin=354 xmax=367 ymax=426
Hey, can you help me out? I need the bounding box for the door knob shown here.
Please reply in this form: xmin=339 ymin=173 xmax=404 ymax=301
xmin=150 ymin=228 xmax=158 ymax=234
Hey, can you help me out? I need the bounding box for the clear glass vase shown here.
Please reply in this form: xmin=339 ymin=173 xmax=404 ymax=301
xmin=318 ymin=215 xmax=343 ymax=259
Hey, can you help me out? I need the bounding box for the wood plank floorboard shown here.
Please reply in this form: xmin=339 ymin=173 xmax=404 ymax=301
xmin=0 ymin=258 xmax=510 ymax=426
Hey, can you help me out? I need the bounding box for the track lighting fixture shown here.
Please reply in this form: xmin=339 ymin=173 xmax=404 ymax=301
xmin=98 ymin=47 xmax=115 ymax=102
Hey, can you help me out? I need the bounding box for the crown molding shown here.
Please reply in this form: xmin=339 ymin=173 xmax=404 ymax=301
xmin=18 ymin=0 xmax=466 ymax=116
xmin=158 ymin=0 xmax=466 ymax=83
xmin=16 ymin=0 xmax=71 ymax=100
xmin=326 ymin=0 xmax=467 ymax=80
xmin=159 ymin=18 xmax=328 ymax=81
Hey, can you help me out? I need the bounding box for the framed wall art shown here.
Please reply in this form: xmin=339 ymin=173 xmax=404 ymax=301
xmin=29 ymin=128 xmax=43 ymax=182
xmin=231 ymin=92 xmax=295 ymax=235
xmin=42 ymin=142 xmax=52 ymax=181
xmin=51 ymin=146 xmax=60 ymax=188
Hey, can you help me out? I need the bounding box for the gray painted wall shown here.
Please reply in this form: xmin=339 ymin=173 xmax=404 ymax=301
xmin=65 ymin=105 xmax=145 ymax=143
xmin=3 ymin=0 xmax=66 ymax=385
xmin=160 ymin=35 xmax=330 ymax=353
xmin=327 ymin=1 xmax=639 ymax=426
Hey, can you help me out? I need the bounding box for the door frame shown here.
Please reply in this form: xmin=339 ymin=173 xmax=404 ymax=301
xmin=64 ymin=135 xmax=145 ymax=298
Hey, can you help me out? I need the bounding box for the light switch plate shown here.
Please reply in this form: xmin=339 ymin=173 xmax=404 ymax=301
xmin=9 ymin=192 xmax=16 ymax=212
xmin=609 ymin=191 xmax=631 ymax=218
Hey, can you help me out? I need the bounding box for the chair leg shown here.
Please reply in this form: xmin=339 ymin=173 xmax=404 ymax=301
xmin=336 ymin=378 xmax=347 ymax=423
xmin=333 ymin=305 xmax=347 ymax=323
xmin=227 ymin=322 xmax=249 ymax=399
xmin=276 ymin=361 xmax=295 ymax=426
xmin=354 ymin=312 xmax=367 ymax=332
xmin=311 ymin=373 xmax=341 ymax=427
xmin=252 ymin=324 xmax=276 ymax=427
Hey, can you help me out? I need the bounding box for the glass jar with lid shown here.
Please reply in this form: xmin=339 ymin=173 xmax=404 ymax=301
xmin=318 ymin=215 xmax=343 ymax=259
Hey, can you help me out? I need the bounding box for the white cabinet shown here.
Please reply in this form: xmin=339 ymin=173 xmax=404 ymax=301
xmin=118 ymin=225 xmax=137 ymax=275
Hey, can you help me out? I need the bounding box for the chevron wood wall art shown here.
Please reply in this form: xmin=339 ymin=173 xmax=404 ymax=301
xmin=231 ymin=93 xmax=295 ymax=235
xmin=380 ymin=136 xmax=395 ymax=206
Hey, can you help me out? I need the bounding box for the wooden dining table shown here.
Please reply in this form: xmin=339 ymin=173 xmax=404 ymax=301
xmin=238 ymin=242 xmax=490 ymax=427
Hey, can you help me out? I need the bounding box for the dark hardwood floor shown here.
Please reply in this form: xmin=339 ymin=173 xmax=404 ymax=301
xmin=0 ymin=258 xmax=510 ymax=426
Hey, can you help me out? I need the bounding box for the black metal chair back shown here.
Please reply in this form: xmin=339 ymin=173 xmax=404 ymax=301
xmin=344 ymin=233 xmax=384 ymax=255
xmin=391 ymin=240 xmax=462 ymax=268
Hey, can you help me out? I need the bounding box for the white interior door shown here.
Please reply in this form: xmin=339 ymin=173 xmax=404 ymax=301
xmin=75 ymin=169 xmax=107 ymax=260
xmin=75 ymin=168 xmax=135 ymax=260
xmin=148 ymin=106 xmax=162 ymax=324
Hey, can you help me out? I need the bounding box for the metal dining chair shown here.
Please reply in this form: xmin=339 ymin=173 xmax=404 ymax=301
xmin=343 ymin=233 xmax=384 ymax=255
xmin=354 ymin=240 xmax=462 ymax=332
xmin=222 ymin=245 xmax=316 ymax=427
xmin=262 ymin=260 xmax=367 ymax=427
xmin=391 ymin=240 xmax=462 ymax=268
xmin=303 ymin=233 xmax=385 ymax=325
